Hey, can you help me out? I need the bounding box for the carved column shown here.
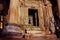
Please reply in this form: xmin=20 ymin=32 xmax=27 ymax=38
xmin=8 ymin=0 xmax=19 ymax=24
xmin=39 ymin=1 xmax=45 ymax=31
xmin=42 ymin=2 xmax=48 ymax=30
xmin=44 ymin=6 xmax=50 ymax=34
xmin=4 ymin=0 xmax=23 ymax=33
xmin=46 ymin=1 xmax=55 ymax=34
xmin=42 ymin=1 xmax=50 ymax=34
xmin=43 ymin=0 xmax=55 ymax=34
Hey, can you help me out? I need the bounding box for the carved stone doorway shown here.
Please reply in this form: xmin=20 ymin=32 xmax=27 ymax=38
xmin=28 ymin=9 xmax=39 ymax=26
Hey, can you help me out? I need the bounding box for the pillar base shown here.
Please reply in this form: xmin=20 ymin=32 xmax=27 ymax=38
xmin=3 ymin=23 xmax=24 ymax=38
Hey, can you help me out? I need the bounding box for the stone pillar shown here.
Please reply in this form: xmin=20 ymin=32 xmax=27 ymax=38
xmin=42 ymin=5 xmax=48 ymax=34
xmin=4 ymin=0 xmax=24 ymax=33
xmin=44 ymin=6 xmax=50 ymax=34
xmin=43 ymin=0 xmax=55 ymax=34
xmin=8 ymin=0 xmax=20 ymax=24
xmin=46 ymin=1 xmax=55 ymax=34
xmin=42 ymin=0 xmax=50 ymax=34
xmin=38 ymin=1 xmax=45 ymax=31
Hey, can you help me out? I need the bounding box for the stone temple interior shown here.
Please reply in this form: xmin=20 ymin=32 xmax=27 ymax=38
xmin=0 ymin=0 xmax=60 ymax=40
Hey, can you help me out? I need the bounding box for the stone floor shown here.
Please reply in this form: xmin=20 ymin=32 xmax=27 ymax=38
xmin=0 ymin=38 xmax=60 ymax=40
xmin=0 ymin=37 xmax=59 ymax=40
xmin=0 ymin=36 xmax=58 ymax=40
xmin=0 ymin=33 xmax=58 ymax=40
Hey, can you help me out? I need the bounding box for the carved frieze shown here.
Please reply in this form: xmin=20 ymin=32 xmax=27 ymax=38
xmin=19 ymin=0 xmax=40 ymax=8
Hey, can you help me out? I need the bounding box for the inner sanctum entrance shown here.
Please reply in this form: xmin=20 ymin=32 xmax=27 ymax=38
xmin=28 ymin=9 xmax=39 ymax=26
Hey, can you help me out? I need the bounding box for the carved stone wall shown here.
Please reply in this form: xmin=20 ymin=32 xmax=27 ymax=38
xmin=43 ymin=0 xmax=55 ymax=34
xmin=7 ymin=0 xmax=55 ymax=34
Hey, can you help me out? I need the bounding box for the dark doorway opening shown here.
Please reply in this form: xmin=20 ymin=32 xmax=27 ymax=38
xmin=28 ymin=9 xmax=39 ymax=26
